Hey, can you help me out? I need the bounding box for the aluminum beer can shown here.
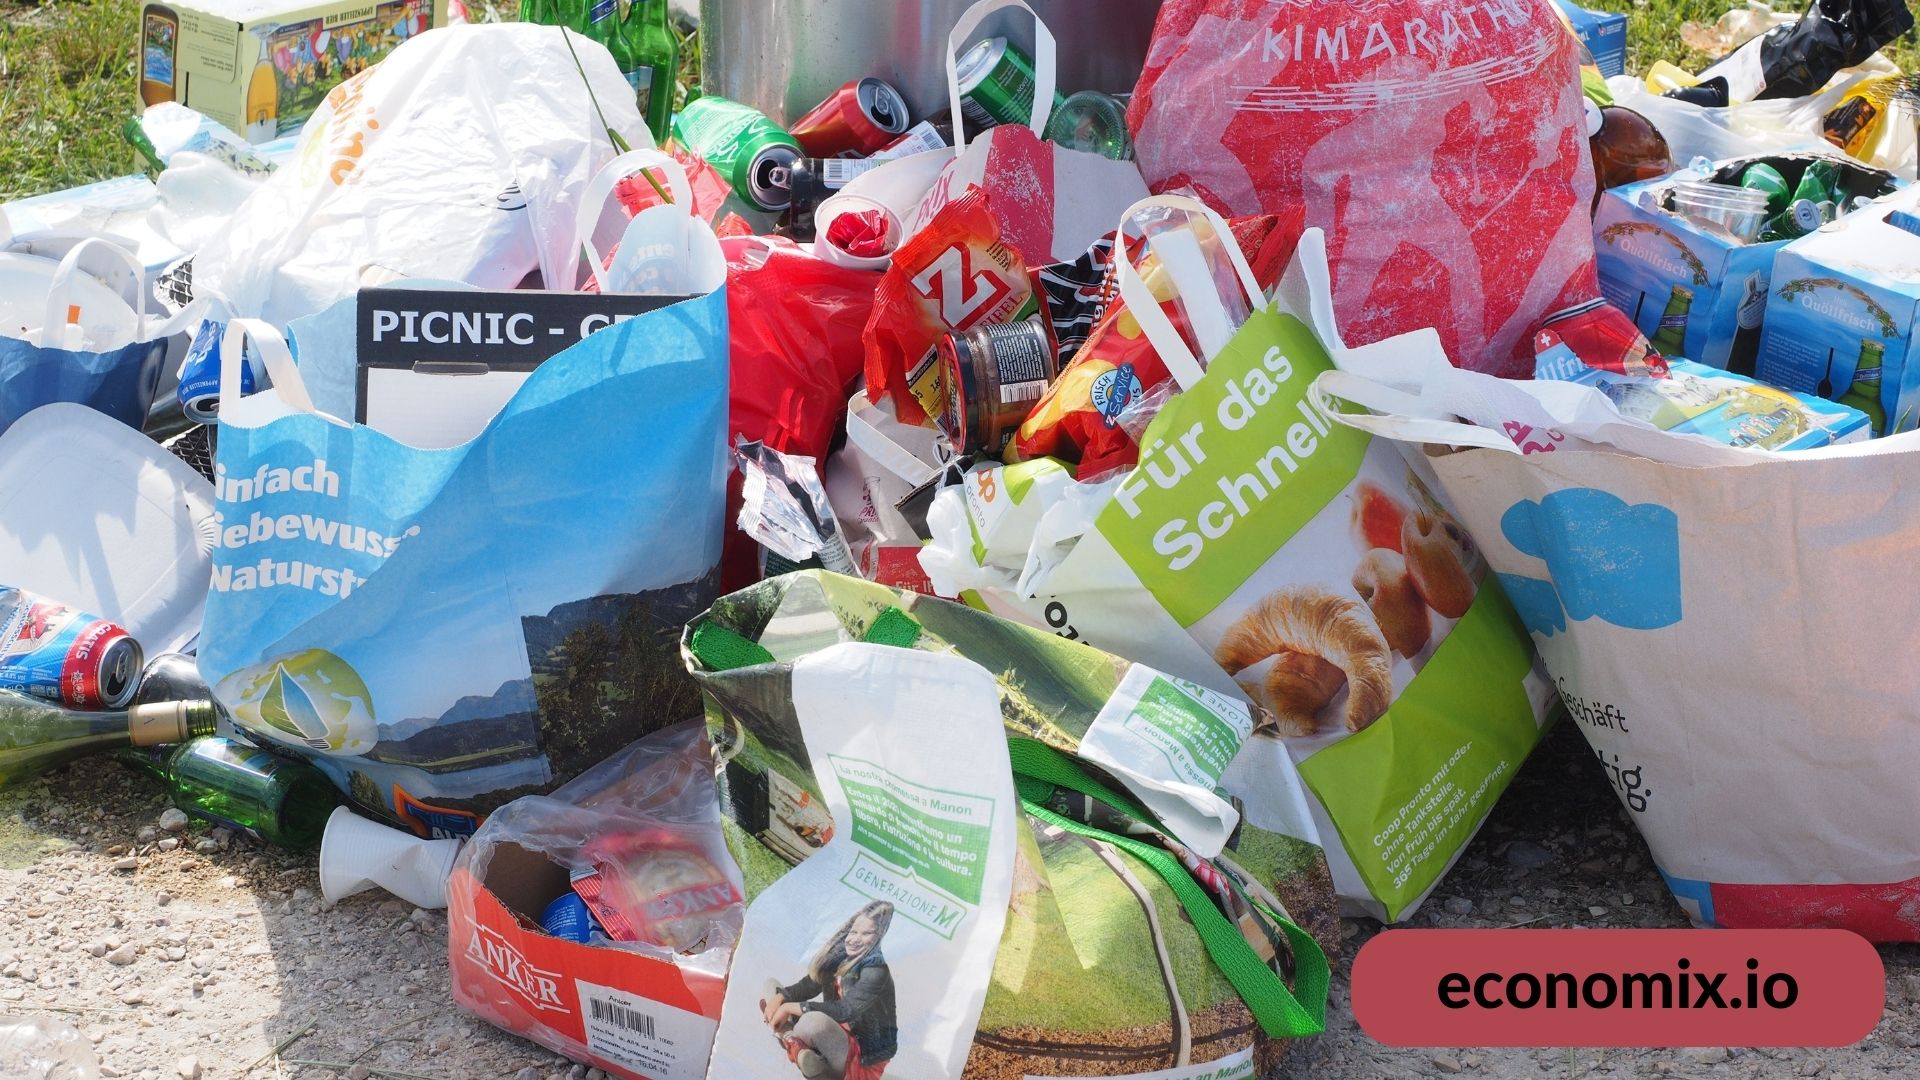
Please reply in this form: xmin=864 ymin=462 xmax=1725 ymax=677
xmin=175 ymin=319 xmax=256 ymax=424
xmin=955 ymin=36 xmax=1064 ymax=131
xmin=789 ymin=77 xmax=910 ymax=159
xmin=670 ymin=96 xmax=803 ymax=213
xmin=0 ymin=586 xmax=143 ymax=709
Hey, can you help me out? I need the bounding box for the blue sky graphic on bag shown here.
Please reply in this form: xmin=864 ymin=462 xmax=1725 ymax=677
xmin=1495 ymin=488 xmax=1682 ymax=637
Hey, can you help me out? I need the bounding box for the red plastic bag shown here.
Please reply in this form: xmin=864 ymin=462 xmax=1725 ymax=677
xmin=863 ymin=185 xmax=1045 ymax=426
xmin=612 ymin=146 xmax=732 ymax=224
xmin=1011 ymin=211 xmax=1303 ymax=475
xmin=721 ymin=236 xmax=880 ymax=589
xmin=1128 ymin=0 xmax=1602 ymax=377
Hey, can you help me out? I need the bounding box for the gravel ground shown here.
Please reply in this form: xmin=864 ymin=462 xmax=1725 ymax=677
xmin=1 ymin=722 xmax=1913 ymax=1079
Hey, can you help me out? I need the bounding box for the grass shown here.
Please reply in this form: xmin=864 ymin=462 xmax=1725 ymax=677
xmin=1 ymin=0 xmax=1915 ymax=202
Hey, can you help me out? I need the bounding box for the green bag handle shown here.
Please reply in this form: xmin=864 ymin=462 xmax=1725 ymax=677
xmin=689 ymin=606 xmax=1329 ymax=1039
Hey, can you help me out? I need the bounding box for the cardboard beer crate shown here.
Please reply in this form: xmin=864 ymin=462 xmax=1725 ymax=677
xmin=136 ymin=0 xmax=447 ymax=144
xmin=448 ymin=844 xmax=724 ymax=1080
xmin=1756 ymin=185 xmax=1920 ymax=437
xmin=1594 ymin=154 xmax=1899 ymax=374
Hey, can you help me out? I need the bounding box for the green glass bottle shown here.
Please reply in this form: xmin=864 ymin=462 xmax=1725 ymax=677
xmin=1838 ymin=339 xmax=1887 ymax=436
xmin=1648 ymin=284 xmax=1693 ymax=357
xmin=602 ymin=0 xmax=678 ymax=143
xmin=0 ymin=692 xmax=214 ymax=787
xmin=124 ymin=737 xmax=337 ymax=849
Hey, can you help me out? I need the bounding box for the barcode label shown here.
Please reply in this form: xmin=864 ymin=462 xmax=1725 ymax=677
xmin=589 ymin=997 xmax=656 ymax=1039
xmin=575 ymin=977 xmax=718 ymax=1080
xmin=999 ymin=380 xmax=1046 ymax=405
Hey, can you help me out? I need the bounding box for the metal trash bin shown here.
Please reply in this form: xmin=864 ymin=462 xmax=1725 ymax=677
xmin=698 ymin=0 xmax=1163 ymax=128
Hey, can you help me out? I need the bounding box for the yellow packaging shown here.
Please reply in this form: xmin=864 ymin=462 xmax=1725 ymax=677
xmin=138 ymin=0 xmax=447 ymax=144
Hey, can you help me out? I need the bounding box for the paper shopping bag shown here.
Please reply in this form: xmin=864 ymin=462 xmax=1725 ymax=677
xmin=1315 ymin=348 xmax=1920 ymax=942
xmin=922 ymin=201 xmax=1555 ymax=921
xmin=685 ymin=570 xmax=1337 ymax=1078
xmin=196 ymin=261 xmax=728 ymax=836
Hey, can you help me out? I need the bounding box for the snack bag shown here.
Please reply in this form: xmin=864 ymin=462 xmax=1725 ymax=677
xmin=1011 ymin=211 xmax=1302 ymax=475
xmin=863 ymin=185 xmax=1044 ymax=426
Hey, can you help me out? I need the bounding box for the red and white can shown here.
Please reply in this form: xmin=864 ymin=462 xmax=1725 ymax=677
xmin=0 ymin=586 xmax=143 ymax=709
xmin=789 ymin=77 xmax=911 ymax=159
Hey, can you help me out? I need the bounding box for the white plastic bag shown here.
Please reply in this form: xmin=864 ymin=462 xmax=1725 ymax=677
xmin=193 ymin=24 xmax=648 ymax=327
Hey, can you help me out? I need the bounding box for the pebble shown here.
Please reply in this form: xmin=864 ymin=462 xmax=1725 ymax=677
xmin=156 ymin=892 xmax=172 ymax=907
xmin=156 ymin=838 xmax=180 ymax=853
xmin=208 ymin=827 xmax=233 ymax=847
xmin=105 ymin=943 xmax=137 ymax=966
xmin=1504 ymin=840 xmax=1554 ymax=869
xmin=431 ymin=1033 xmax=454 ymax=1052
xmin=569 ymin=1067 xmax=587 ymax=1080
xmin=1799 ymin=1058 xmax=1825 ymax=1076
xmin=86 ymin=942 xmax=108 ymax=958
xmin=163 ymin=947 xmax=186 ymax=962
xmin=1588 ymin=905 xmax=1609 ymax=917
xmin=1339 ymin=919 xmax=1360 ymax=940
xmin=586 ymin=1071 xmax=607 ymax=1080
xmin=135 ymin=826 xmax=161 ymax=844
xmin=513 ymin=1069 xmax=541 ymax=1080
xmin=158 ymin=809 xmax=190 ymax=833
xmin=1899 ymin=974 xmax=1920 ymax=1003
xmin=1431 ymin=1052 xmax=1463 ymax=1073
xmin=218 ymin=877 xmax=238 ymax=889
xmin=112 ymin=858 xmax=137 ymax=873
xmin=1620 ymin=893 xmax=1636 ymax=906
xmin=1687 ymin=1047 xmax=1730 ymax=1065
xmin=175 ymin=1055 xmax=201 ymax=1079
xmin=193 ymin=838 xmax=217 ymax=855
xmin=346 ymin=1066 xmax=371 ymax=1080
xmin=1443 ymin=896 xmax=1473 ymax=916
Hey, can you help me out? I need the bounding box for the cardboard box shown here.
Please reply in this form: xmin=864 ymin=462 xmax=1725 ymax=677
xmin=448 ymin=843 xmax=725 ymax=1080
xmin=137 ymin=0 xmax=445 ymax=143
xmin=1755 ymin=185 xmax=1920 ymax=437
xmin=1553 ymin=0 xmax=1628 ymax=78
xmin=1594 ymin=154 xmax=1899 ymax=374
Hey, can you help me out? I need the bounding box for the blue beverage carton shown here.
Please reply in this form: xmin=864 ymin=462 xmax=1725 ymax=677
xmin=1538 ymin=343 xmax=1870 ymax=451
xmin=1594 ymin=153 xmax=1900 ymax=375
xmin=1552 ymin=0 xmax=1627 ymax=78
xmin=1756 ymin=186 xmax=1920 ymax=437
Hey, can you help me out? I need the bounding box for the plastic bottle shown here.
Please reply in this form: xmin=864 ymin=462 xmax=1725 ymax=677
xmin=0 ymin=1014 xmax=102 ymax=1078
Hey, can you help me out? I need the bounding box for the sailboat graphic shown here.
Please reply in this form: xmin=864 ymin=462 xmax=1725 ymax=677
xmin=259 ymin=663 xmax=333 ymax=751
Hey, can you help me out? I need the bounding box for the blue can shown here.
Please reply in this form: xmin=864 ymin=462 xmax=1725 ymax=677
xmin=176 ymin=319 xmax=254 ymax=424
xmin=540 ymin=892 xmax=598 ymax=944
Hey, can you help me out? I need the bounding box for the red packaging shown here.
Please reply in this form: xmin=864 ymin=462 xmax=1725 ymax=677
xmin=1536 ymin=299 xmax=1668 ymax=377
xmin=611 ymin=146 xmax=733 ymax=224
xmin=862 ymin=185 xmax=1044 ymax=426
xmin=1011 ymin=211 xmax=1302 ymax=475
xmin=1128 ymin=0 xmax=1602 ymax=378
xmin=721 ymin=236 xmax=881 ymax=590
xmin=449 ymin=849 xmax=726 ymax=1080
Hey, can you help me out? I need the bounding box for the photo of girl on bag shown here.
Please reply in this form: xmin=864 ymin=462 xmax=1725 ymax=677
xmin=761 ymin=900 xmax=899 ymax=1079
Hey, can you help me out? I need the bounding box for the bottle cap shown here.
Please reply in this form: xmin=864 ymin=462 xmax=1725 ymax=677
xmin=128 ymin=700 xmax=217 ymax=746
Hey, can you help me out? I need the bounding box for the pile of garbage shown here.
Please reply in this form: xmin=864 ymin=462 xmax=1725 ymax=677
xmin=4 ymin=0 xmax=1920 ymax=1075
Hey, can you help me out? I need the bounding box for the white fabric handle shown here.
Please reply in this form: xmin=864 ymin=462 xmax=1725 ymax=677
xmin=45 ymin=238 xmax=147 ymax=347
xmin=1311 ymin=369 xmax=1523 ymax=455
xmin=946 ymin=0 xmax=1057 ymax=153
xmin=220 ymin=317 xmax=316 ymax=416
xmin=575 ymin=148 xmax=693 ymax=292
xmin=1112 ymin=195 xmax=1265 ymax=392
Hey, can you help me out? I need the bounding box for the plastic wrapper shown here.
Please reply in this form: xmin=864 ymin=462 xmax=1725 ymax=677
xmin=721 ymin=235 xmax=878 ymax=591
xmin=862 ymin=185 xmax=1046 ymax=426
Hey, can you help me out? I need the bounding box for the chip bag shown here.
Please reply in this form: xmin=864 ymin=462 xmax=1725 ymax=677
xmin=1011 ymin=210 xmax=1303 ymax=475
xmin=862 ymin=185 xmax=1045 ymax=426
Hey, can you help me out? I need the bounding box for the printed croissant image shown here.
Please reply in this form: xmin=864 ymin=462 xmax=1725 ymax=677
xmin=1215 ymin=588 xmax=1393 ymax=738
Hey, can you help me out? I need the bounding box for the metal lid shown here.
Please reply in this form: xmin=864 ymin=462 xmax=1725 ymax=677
xmin=858 ymin=78 xmax=910 ymax=134
xmin=954 ymin=37 xmax=1009 ymax=94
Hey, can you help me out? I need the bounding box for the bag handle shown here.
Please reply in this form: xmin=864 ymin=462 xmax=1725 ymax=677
xmin=1112 ymin=195 xmax=1265 ymax=393
xmin=219 ymin=317 xmax=319 ymax=416
xmin=1311 ymin=369 xmax=1524 ymax=455
xmin=1010 ymin=738 xmax=1329 ymax=1039
xmin=576 ymin=148 xmax=694 ymax=292
xmin=44 ymin=238 xmax=146 ymax=349
xmin=946 ymin=0 xmax=1058 ymax=154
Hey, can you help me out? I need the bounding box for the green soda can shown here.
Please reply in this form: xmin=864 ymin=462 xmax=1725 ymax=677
xmin=955 ymin=35 xmax=1067 ymax=131
xmin=1739 ymin=162 xmax=1790 ymax=216
xmin=671 ymin=96 xmax=802 ymax=212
